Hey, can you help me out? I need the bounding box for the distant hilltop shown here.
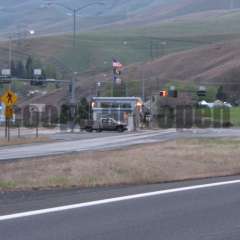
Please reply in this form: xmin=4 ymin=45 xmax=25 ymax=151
xmin=1 ymin=0 xmax=240 ymax=37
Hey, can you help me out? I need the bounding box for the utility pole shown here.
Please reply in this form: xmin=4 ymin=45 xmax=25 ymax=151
xmin=73 ymin=9 xmax=77 ymax=49
xmin=45 ymin=2 xmax=105 ymax=49
xmin=8 ymin=35 xmax=12 ymax=71
xmin=7 ymin=29 xmax=35 ymax=91
xmin=161 ymin=41 xmax=167 ymax=56
xmin=8 ymin=35 xmax=12 ymax=91
xmin=69 ymin=73 xmax=77 ymax=132
xmin=70 ymin=78 xmax=76 ymax=106
xmin=142 ymin=71 xmax=145 ymax=102
xmin=150 ymin=38 xmax=154 ymax=60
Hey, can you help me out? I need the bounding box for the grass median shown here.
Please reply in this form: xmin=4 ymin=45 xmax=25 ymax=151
xmin=1 ymin=138 xmax=240 ymax=191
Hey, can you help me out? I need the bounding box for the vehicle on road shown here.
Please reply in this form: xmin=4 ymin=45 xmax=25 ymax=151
xmin=82 ymin=118 xmax=128 ymax=132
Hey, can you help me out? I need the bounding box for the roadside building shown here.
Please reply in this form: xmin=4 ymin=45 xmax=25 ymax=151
xmin=149 ymin=91 xmax=194 ymax=128
xmin=91 ymin=97 xmax=143 ymax=131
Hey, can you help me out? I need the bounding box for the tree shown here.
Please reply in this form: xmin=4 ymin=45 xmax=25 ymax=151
xmin=16 ymin=61 xmax=25 ymax=78
xmin=216 ymin=86 xmax=227 ymax=101
xmin=10 ymin=60 xmax=17 ymax=77
xmin=60 ymin=104 xmax=71 ymax=124
xmin=44 ymin=64 xmax=57 ymax=79
xmin=77 ymin=97 xmax=89 ymax=120
xmin=25 ymin=56 xmax=34 ymax=79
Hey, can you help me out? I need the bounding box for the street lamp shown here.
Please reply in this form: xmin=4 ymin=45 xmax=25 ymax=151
xmin=43 ymin=1 xmax=105 ymax=49
xmin=161 ymin=41 xmax=167 ymax=56
xmin=8 ymin=29 xmax=35 ymax=72
xmin=6 ymin=29 xmax=36 ymax=91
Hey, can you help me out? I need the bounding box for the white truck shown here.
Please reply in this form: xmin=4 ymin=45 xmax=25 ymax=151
xmin=82 ymin=118 xmax=128 ymax=132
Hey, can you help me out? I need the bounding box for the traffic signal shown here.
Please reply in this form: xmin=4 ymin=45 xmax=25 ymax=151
xmin=169 ymin=90 xmax=178 ymax=98
xmin=197 ymin=90 xmax=206 ymax=97
xmin=31 ymin=68 xmax=45 ymax=86
xmin=160 ymin=90 xmax=168 ymax=97
xmin=197 ymin=86 xmax=207 ymax=97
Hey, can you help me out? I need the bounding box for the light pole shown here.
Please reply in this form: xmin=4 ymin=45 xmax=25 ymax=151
xmin=0 ymin=7 xmax=35 ymax=70
xmin=161 ymin=41 xmax=167 ymax=56
xmin=8 ymin=35 xmax=12 ymax=71
xmin=141 ymin=70 xmax=145 ymax=102
xmin=42 ymin=1 xmax=104 ymax=130
xmin=44 ymin=1 xmax=105 ymax=49
xmin=8 ymin=30 xmax=35 ymax=71
xmin=8 ymin=30 xmax=35 ymax=91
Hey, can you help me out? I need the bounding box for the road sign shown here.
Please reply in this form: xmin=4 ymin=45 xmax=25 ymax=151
xmin=5 ymin=106 xmax=13 ymax=119
xmin=1 ymin=69 xmax=11 ymax=76
xmin=34 ymin=69 xmax=42 ymax=76
xmin=1 ymin=90 xmax=18 ymax=106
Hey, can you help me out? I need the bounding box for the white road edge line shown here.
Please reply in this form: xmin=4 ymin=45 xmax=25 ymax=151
xmin=1 ymin=179 xmax=240 ymax=221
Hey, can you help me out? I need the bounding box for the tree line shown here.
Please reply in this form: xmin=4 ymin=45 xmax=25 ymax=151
xmin=10 ymin=56 xmax=57 ymax=79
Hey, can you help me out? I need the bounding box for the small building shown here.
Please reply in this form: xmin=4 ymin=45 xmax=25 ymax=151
xmin=149 ymin=91 xmax=194 ymax=128
xmin=91 ymin=97 xmax=143 ymax=131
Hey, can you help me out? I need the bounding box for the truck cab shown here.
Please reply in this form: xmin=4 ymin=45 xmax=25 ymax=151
xmin=100 ymin=118 xmax=127 ymax=132
xmin=83 ymin=118 xmax=128 ymax=132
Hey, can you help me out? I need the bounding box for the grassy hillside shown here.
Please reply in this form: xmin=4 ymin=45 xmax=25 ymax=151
xmin=2 ymin=0 xmax=240 ymax=37
xmin=138 ymin=11 xmax=240 ymax=37
xmin=2 ymin=4 xmax=240 ymax=105
xmin=39 ymin=9 xmax=240 ymax=74
xmin=0 ymin=0 xmax=171 ymax=37
xmin=1 ymin=5 xmax=240 ymax=73
xmin=0 ymin=33 xmax=210 ymax=75
xmin=2 ymin=9 xmax=240 ymax=77
xmin=19 ymin=37 xmax=240 ymax=108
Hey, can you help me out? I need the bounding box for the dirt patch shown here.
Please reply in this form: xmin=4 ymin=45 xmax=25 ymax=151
xmin=0 ymin=138 xmax=240 ymax=191
xmin=0 ymin=136 xmax=52 ymax=147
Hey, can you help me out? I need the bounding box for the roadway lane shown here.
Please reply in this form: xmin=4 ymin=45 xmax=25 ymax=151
xmin=1 ymin=177 xmax=240 ymax=240
xmin=0 ymin=128 xmax=240 ymax=161
xmin=0 ymin=129 xmax=177 ymax=161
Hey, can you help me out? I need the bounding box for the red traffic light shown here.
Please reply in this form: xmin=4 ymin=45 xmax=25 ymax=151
xmin=160 ymin=90 xmax=168 ymax=97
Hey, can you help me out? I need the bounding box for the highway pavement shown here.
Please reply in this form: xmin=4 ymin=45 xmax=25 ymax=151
xmin=1 ymin=176 xmax=240 ymax=240
xmin=0 ymin=128 xmax=240 ymax=161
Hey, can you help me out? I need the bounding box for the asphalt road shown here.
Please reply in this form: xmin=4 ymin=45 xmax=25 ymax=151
xmin=1 ymin=176 xmax=240 ymax=240
xmin=0 ymin=128 xmax=240 ymax=161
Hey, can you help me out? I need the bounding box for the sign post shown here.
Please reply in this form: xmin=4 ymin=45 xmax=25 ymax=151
xmin=4 ymin=106 xmax=13 ymax=142
xmin=1 ymin=90 xmax=18 ymax=141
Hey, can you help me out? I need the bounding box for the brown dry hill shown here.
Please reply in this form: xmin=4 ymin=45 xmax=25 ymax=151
xmin=128 ymin=39 xmax=240 ymax=85
xmin=118 ymin=0 xmax=240 ymax=28
xmin=23 ymin=39 xmax=240 ymax=106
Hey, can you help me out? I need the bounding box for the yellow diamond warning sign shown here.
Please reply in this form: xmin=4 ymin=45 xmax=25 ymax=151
xmin=5 ymin=106 xmax=14 ymax=119
xmin=1 ymin=90 xmax=17 ymax=106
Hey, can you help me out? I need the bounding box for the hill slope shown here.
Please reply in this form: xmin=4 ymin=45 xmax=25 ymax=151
xmin=127 ymin=40 xmax=240 ymax=84
xmin=131 ymin=0 xmax=240 ymax=24
xmin=0 ymin=0 xmax=168 ymax=37
xmin=23 ymin=38 xmax=240 ymax=106
xmin=2 ymin=0 xmax=240 ymax=37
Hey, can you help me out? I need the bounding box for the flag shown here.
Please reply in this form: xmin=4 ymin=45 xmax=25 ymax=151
xmin=112 ymin=59 xmax=123 ymax=68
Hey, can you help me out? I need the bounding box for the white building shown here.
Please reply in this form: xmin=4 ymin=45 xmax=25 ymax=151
xmin=91 ymin=97 xmax=143 ymax=131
